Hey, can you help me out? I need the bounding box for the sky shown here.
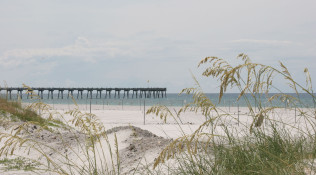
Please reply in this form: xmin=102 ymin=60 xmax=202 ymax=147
xmin=0 ymin=0 xmax=315 ymax=93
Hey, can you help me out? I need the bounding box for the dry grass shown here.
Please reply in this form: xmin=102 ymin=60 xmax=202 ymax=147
xmin=0 ymin=88 xmax=121 ymax=174
xmin=147 ymin=54 xmax=316 ymax=174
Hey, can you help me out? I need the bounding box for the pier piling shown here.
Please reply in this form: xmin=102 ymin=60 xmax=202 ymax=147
xmin=0 ymin=87 xmax=167 ymax=100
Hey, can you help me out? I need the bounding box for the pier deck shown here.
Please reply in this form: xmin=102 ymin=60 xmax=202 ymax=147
xmin=0 ymin=87 xmax=167 ymax=99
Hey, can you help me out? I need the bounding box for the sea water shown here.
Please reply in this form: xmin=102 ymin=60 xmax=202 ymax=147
xmin=1 ymin=92 xmax=315 ymax=108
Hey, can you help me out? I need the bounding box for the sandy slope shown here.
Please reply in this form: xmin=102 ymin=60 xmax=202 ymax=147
xmin=0 ymin=104 xmax=314 ymax=174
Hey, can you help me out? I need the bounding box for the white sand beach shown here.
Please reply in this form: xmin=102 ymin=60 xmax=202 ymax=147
xmin=49 ymin=104 xmax=313 ymax=138
xmin=0 ymin=103 xmax=314 ymax=174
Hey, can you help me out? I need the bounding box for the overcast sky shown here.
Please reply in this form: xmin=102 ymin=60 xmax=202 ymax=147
xmin=0 ymin=0 xmax=315 ymax=93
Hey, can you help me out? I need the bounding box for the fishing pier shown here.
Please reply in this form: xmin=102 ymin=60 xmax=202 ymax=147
xmin=0 ymin=87 xmax=167 ymax=99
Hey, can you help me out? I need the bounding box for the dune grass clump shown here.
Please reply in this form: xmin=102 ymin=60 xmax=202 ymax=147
xmin=172 ymin=125 xmax=314 ymax=175
xmin=148 ymin=54 xmax=316 ymax=174
xmin=0 ymin=98 xmax=46 ymax=125
xmin=0 ymin=88 xmax=121 ymax=174
xmin=0 ymin=157 xmax=40 ymax=172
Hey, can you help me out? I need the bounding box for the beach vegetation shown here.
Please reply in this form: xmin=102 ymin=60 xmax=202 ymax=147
xmin=0 ymin=87 xmax=121 ymax=174
xmin=147 ymin=53 xmax=316 ymax=174
xmin=0 ymin=97 xmax=45 ymax=125
xmin=0 ymin=157 xmax=40 ymax=172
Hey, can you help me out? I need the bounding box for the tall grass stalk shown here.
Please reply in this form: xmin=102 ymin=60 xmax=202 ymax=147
xmin=0 ymin=85 xmax=121 ymax=174
xmin=148 ymin=54 xmax=316 ymax=174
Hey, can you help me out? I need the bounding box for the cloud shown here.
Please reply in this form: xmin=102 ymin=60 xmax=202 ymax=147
xmin=230 ymin=39 xmax=296 ymax=46
xmin=0 ymin=35 xmax=195 ymax=69
xmin=0 ymin=37 xmax=123 ymax=66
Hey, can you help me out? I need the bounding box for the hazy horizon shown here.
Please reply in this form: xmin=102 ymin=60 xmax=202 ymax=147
xmin=1 ymin=0 xmax=315 ymax=93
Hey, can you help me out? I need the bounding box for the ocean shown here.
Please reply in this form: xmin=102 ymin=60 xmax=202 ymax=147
xmin=1 ymin=92 xmax=315 ymax=108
